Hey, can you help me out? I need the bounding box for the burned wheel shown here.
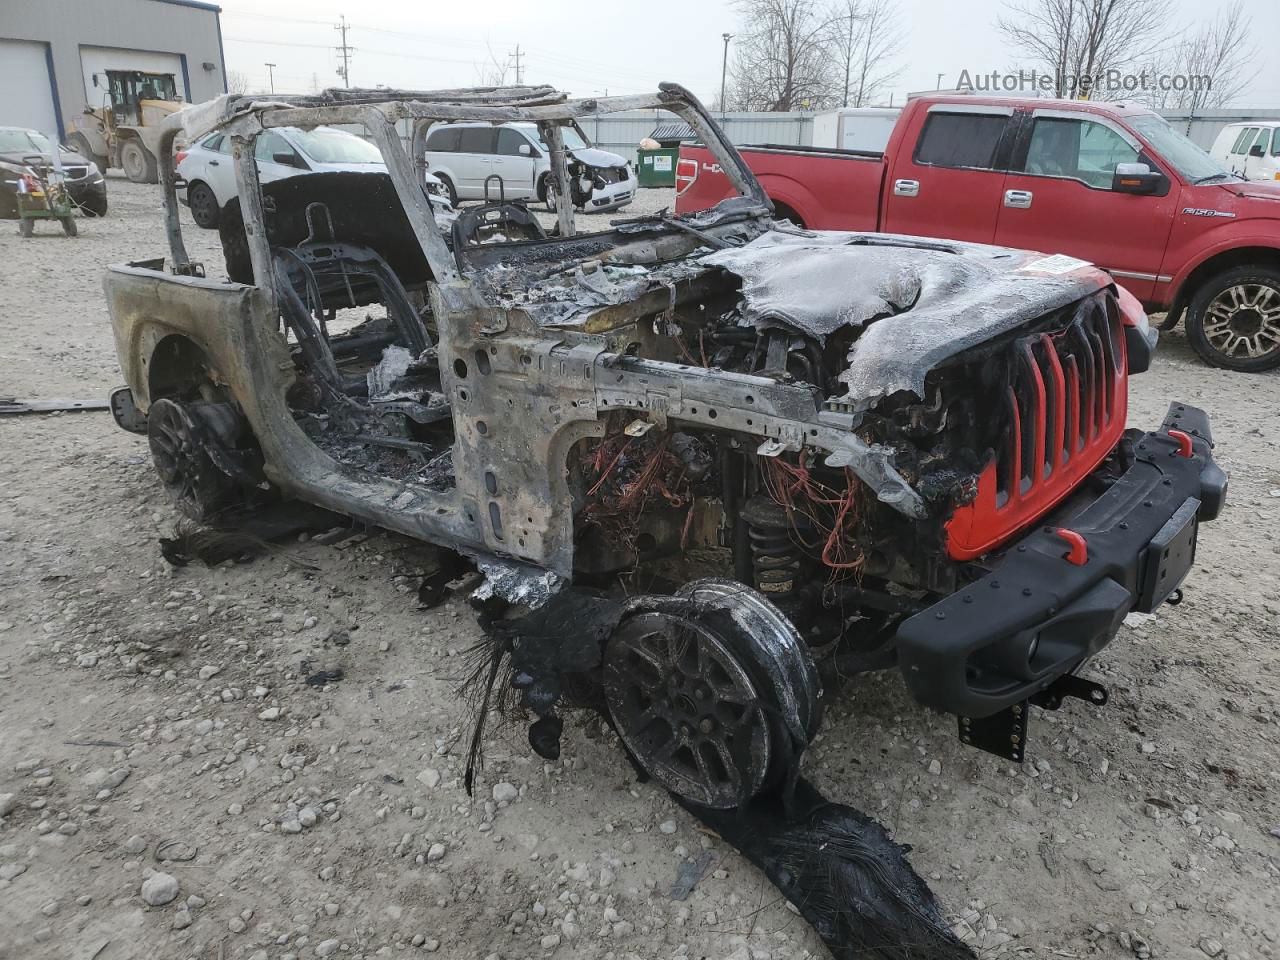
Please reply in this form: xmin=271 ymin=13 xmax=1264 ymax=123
xmin=603 ymin=580 xmax=820 ymax=809
xmin=147 ymin=398 xmax=238 ymax=522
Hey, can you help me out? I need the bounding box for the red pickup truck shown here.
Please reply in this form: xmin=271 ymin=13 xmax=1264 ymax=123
xmin=677 ymin=95 xmax=1280 ymax=372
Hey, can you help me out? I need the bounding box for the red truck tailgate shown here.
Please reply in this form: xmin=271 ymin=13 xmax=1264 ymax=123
xmin=676 ymin=144 xmax=885 ymax=231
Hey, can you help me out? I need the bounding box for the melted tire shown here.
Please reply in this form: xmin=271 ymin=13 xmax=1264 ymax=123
xmin=602 ymin=580 xmax=819 ymax=810
xmin=147 ymin=398 xmax=241 ymax=523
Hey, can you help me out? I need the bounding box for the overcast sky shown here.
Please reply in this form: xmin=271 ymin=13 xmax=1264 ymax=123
xmin=217 ymin=0 xmax=1280 ymax=109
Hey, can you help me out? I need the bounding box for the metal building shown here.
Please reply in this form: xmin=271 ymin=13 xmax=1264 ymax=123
xmin=0 ymin=0 xmax=226 ymax=142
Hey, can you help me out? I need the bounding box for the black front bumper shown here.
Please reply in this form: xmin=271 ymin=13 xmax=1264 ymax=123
xmin=896 ymin=401 xmax=1227 ymax=719
xmin=67 ymin=178 xmax=107 ymax=209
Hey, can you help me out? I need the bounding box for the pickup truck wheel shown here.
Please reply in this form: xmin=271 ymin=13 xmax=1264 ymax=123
xmin=1187 ymin=265 xmax=1280 ymax=372
xmin=187 ymin=181 xmax=220 ymax=229
xmin=147 ymin=398 xmax=240 ymax=523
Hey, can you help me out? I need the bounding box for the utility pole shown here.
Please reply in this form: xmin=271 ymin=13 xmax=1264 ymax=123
xmin=264 ymin=62 xmax=276 ymax=94
xmin=720 ymin=33 xmax=733 ymax=118
xmin=509 ymin=45 xmax=524 ymax=85
xmin=334 ymin=15 xmax=353 ymax=88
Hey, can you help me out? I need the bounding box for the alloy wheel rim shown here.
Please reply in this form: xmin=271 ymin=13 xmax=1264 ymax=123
xmin=603 ymin=611 xmax=770 ymax=808
xmin=148 ymin=401 xmax=213 ymax=516
xmin=1203 ymin=282 xmax=1280 ymax=359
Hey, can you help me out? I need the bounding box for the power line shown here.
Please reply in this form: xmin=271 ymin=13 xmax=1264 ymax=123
xmin=223 ymin=21 xmax=657 ymax=95
xmin=224 ymin=36 xmax=335 ymax=50
xmin=222 ymin=10 xmax=661 ymax=85
xmin=334 ymin=15 xmax=354 ymax=88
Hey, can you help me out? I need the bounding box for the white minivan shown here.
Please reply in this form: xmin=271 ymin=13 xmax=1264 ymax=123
xmin=421 ymin=121 xmax=636 ymax=212
xmin=1209 ymin=122 xmax=1280 ymax=181
xmin=177 ymin=125 xmax=451 ymax=228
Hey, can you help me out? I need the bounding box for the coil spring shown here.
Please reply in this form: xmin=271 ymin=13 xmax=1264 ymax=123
xmin=746 ymin=513 xmax=803 ymax=602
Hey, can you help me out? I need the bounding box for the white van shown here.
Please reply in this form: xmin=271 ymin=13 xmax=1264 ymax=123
xmin=420 ymin=121 xmax=636 ymax=212
xmin=1209 ymin=121 xmax=1280 ymax=181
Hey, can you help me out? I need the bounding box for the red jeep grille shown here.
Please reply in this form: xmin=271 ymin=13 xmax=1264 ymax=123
xmin=945 ymin=296 xmax=1128 ymax=561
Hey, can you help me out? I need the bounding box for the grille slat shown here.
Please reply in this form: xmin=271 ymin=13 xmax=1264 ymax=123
xmin=1039 ymin=333 xmax=1067 ymax=473
xmin=1005 ymin=301 xmax=1123 ymax=505
xmin=945 ymin=292 xmax=1131 ymax=561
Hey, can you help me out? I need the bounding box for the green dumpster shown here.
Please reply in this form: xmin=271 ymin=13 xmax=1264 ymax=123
xmin=636 ymin=147 xmax=679 ymax=187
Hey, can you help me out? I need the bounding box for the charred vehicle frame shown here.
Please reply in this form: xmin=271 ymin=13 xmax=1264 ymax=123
xmin=106 ymin=84 xmax=1226 ymax=817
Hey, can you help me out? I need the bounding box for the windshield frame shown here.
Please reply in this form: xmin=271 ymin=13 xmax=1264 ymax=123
xmin=1128 ymin=113 xmax=1233 ymax=184
xmin=153 ymin=85 xmax=770 ymax=289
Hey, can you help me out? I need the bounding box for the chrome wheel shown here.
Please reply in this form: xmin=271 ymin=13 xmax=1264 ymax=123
xmin=543 ymin=177 xmax=558 ymax=213
xmin=1202 ymin=283 xmax=1280 ymax=360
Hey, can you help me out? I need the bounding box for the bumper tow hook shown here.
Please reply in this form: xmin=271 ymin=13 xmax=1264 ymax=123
xmin=1053 ymin=528 xmax=1089 ymax=565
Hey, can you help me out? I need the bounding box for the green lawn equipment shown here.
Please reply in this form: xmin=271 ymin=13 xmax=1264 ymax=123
xmin=15 ymin=153 xmax=78 ymax=237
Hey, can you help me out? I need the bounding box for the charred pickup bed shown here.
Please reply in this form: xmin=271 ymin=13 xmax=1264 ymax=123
xmin=106 ymin=84 xmax=1225 ymax=820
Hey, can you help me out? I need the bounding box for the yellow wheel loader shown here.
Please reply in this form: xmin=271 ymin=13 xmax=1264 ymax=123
xmin=67 ymin=70 xmax=184 ymax=184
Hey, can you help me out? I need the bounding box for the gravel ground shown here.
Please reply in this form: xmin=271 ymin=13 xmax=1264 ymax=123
xmin=1 ymin=175 xmax=1278 ymax=960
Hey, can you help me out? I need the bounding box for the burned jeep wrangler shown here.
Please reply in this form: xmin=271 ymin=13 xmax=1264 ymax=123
xmin=107 ymin=84 xmax=1226 ymax=813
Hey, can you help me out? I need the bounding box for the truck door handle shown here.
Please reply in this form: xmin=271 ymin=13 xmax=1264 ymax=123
xmin=893 ymin=179 xmax=919 ymax=197
xmin=1004 ymin=189 xmax=1033 ymax=209
xmin=209 ymin=160 xmax=219 ymax=166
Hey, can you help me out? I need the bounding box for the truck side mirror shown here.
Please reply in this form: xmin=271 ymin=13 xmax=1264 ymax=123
xmin=273 ymin=151 xmax=303 ymax=168
xmin=1112 ymin=162 xmax=1163 ymax=195
xmin=518 ymin=143 xmax=532 ymax=156
xmin=1249 ymin=143 xmax=1265 ymax=158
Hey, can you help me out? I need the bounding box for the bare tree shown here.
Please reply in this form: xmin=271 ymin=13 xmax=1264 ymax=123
xmin=474 ymin=44 xmax=511 ymax=88
xmin=997 ymin=0 xmax=1173 ymax=97
xmin=728 ymin=0 xmax=838 ymax=111
xmin=1156 ymin=1 xmax=1255 ymax=112
xmin=226 ymin=70 xmax=251 ymax=96
xmin=829 ymin=0 xmax=903 ymax=107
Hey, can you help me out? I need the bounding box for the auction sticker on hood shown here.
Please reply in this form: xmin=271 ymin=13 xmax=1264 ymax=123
xmin=1018 ymin=254 xmax=1093 ymax=275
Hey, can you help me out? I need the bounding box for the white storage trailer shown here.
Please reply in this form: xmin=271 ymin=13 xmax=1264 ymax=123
xmin=810 ymin=108 xmax=901 ymax=153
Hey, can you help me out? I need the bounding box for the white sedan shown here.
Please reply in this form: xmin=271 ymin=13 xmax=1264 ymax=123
xmin=176 ymin=125 xmax=450 ymax=228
